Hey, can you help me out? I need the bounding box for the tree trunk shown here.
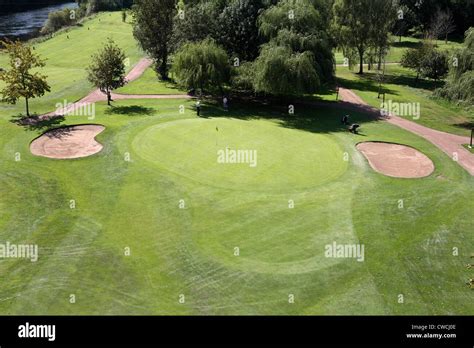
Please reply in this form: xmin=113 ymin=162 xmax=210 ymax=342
xmin=25 ymin=97 xmax=29 ymax=116
xmin=358 ymin=49 xmax=364 ymax=74
xmin=107 ymin=91 xmax=111 ymax=106
xmin=377 ymin=49 xmax=382 ymax=70
xmin=158 ymin=47 xmax=169 ymax=80
xmin=399 ymin=35 xmax=402 ymax=43
xmin=445 ymin=34 xmax=448 ymax=44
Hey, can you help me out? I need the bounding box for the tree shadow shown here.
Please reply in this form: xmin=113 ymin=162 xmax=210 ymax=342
xmin=105 ymin=105 xmax=155 ymax=116
xmin=336 ymin=76 xmax=396 ymax=95
xmin=10 ymin=114 xmax=66 ymax=132
xmin=196 ymin=97 xmax=380 ymax=135
xmin=391 ymin=41 xmax=421 ymax=49
xmin=383 ymin=73 xmax=444 ymax=91
xmin=454 ymin=121 xmax=474 ymax=130
xmin=42 ymin=126 xmax=74 ymax=139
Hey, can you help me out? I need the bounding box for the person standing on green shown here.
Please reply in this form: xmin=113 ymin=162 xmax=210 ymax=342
xmin=196 ymin=100 xmax=201 ymax=116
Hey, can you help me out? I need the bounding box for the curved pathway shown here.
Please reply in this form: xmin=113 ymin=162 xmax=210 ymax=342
xmin=30 ymin=57 xmax=474 ymax=175
xmin=41 ymin=58 xmax=190 ymax=119
xmin=339 ymin=87 xmax=474 ymax=176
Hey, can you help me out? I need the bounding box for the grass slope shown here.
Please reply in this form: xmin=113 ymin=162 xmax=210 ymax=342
xmin=0 ymin=97 xmax=472 ymax=315
xmin=116 ymin=67 xmax=186 ymax=95
xmin=336 ymin=65 xmax=473 ymax=136
xmin=0 ymin=13 xmax=472 ymax=315
xmin=0 ymin=12 xmax=143 ymax=116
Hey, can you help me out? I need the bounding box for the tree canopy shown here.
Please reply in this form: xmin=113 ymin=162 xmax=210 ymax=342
xmin=436 ymin=28 xmax=474 ymax=106
xmin=132 ymin=0 xmax=176 ymax=80
xmin=86 ymin=39 xmax=127 ymax=105
xmin=172 ymin=39 xmax=231 ymax=94
xmin=0 ymin=39 xmax=50 ymax=116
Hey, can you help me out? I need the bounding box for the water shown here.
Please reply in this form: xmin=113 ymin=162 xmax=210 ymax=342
xmin=0 ymin=2 xmax=78 ymax=39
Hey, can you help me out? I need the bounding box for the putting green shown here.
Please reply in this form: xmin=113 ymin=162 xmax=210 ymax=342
xmin=132 ymin=118 xmax=348 ymax=192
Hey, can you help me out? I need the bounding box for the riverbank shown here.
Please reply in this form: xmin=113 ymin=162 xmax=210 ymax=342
xmin=0 ymin=0 xmax=72 ymax=14
xmin=0 ymin=1 xmax=77 ymax=41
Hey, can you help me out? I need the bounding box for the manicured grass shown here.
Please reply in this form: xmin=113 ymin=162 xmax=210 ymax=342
xmin=387 ymin=36 xmax=463 ymax=63
xmin=334 ymin=36 xmax=463 ymax=65
xmin=336 ymin=65 xmax=473 ymax=136
xmin=116 ymin=67 xmax=187 ymax=95
xmin=0 ymin=12 xmax=143 ymax=116
xmin=0 ymin=12 xmax=473 ymax=316
xmin=0 ymin=97 xmax=473 ymax=315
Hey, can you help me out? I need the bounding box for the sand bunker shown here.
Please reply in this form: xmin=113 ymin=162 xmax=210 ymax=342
xmin=30 ymin=125 xmax=105 ymax=159
xmin=357 ymin=142 xmax=434 ymax=178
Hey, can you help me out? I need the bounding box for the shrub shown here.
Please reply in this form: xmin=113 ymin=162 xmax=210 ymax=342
xmin=41 ymin=8 xmax=77 ymax=35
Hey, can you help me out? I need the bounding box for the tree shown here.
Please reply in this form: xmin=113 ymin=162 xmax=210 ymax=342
xmin=332 ymin=0 xmax=374 ymax=74
xmin=392 ymin=5 xmax=417 ymax=42
xmin=436 ymin=27 xmax=474 ymax=106
xmin=0 ymin=39 xmax=50 ymax=116
xmin=257 ymin=0 xmax=334 ymax=90
xmin=401 ymin=42 xmax=449 ymax=83
xmin=252 ymin=43 xmax=320 ymax=96
xmin=41 ymin=7 xmax=77 ymax=35
xmin=132 ymin=0 xmax=176 ymax=80
xmin=217 ymin=0 xmax=266 ymax=62
xmin=421 ymin=49 xmax=449 ymax=81
xmin=171 ymin=39 xmax=230 ymax=95
xmin=171 ymin=0 xmax=221 ymax=52
xmin=369 ymin=0 xmax=397 ymax=70
xmin=400 ymin=48 xmax=424 ymax=82
xmin=429 ymin=8 xmax=456 ymax=44
xmin=87 ymin=39 xmax=126 ymax=106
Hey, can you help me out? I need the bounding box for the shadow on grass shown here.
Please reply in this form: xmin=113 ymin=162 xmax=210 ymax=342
xmin=105 ymin=105 xmax=155 ymax=116
xmin=195 ymin=97 xmax=379 ymax=135
xmin=392 ymin=41 xmax=421 ymax=49
xmin=454 ymin=121 xmax=474 ymax=130
xmin=343 ymin=68 xmax=444 ymax=91
xmin=385 ymin=74 xmax=444 ymax=91
xmin=337 ymin=76 xmax=396 ymax=96
xmin=10 ymin=114 xmax=66 ymax=132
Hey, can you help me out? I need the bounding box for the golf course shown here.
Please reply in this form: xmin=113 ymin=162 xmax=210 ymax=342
xmin=0 ymin=8 xmax=473 ymax=317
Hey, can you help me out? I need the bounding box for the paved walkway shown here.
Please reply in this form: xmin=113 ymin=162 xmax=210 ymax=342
xmin=42 ymin=58 xmax=190 ymax=119
xmin=30 ymin=58 xmax=474 ymax=176
xmin=339 ymin=87 xmax=474 ymax=176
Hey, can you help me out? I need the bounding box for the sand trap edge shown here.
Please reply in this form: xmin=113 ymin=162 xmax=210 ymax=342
xmin=356 ymin=141 xmax=435 ymax=179
xmin=30 ymin=124 xmax=106 ymax=160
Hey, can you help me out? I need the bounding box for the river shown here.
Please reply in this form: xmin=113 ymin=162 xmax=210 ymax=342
xmin=0 ymin=1 xmax=78 ymax=39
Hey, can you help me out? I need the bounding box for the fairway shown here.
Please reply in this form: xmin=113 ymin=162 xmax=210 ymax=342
xmin=1 ymin=6 xmax=473 ymax=318
xmin=1 ymin=98 xmax=473 ymax=315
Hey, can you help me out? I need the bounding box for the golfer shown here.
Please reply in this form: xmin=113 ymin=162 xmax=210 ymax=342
xmin=196 ymin=100 xmax=201 ymax=116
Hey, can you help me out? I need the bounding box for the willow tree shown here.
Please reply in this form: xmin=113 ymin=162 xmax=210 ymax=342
xmin=252 ymin=0 xmax=334 ymax=95
xmin=172 ymin=39 xmax=230 ymax=95
xmin=436 ymin=28 xmax=474 ymax=106
xmin=0 ymin=39 xmax=50 ymax=116
xmin=253 ymin=44 xmax=320 ymax=96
